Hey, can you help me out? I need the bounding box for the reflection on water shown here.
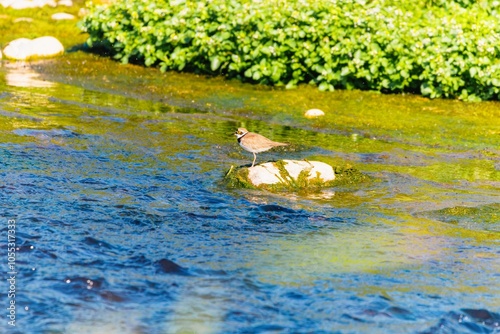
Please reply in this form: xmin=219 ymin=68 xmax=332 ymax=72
xmin=0 ymin=69 xmax=499 ymax=334
xmin=4 ymin=63 xmax=56 ymax=88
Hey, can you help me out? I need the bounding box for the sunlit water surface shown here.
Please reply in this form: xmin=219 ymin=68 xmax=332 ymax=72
xmin=0 ymin=65 xmax=499 ymax=334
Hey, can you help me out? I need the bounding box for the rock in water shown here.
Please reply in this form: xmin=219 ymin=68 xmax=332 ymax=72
xmin=247 ymin=160 xmax=335 ymax=187
xmin=225 ymin=160 xmax=368 ymax=191
xmin=3 ymin=36 xmax=64 ymax=60
xmin=247 ymin=163 xmax=283 ymax=186
xmin=304 ymin=108 xmax=325 ymax=118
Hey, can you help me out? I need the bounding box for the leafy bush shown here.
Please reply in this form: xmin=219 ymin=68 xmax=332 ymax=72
xmin=80 ymin=0 xmax=500 ymax=101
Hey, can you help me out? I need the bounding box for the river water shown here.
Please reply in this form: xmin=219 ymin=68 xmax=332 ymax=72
xmin=0 ymin=62 xmax=499 ymax=333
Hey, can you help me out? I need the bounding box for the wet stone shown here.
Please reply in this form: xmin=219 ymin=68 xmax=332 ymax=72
xmin=156 ymin=259 xmax=186 ymax=274
xmin=248 ymin=160 xmax=335 ymax=187
xmin=100 ymin=290 xmax=126 ymax=303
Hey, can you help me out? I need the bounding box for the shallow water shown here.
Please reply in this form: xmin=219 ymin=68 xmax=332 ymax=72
xmin=1 ymin=62 xmax=499 ymax=334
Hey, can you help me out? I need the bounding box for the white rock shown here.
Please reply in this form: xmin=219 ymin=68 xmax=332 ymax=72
xmin=51 ymin=12 xmax=75 ymax=20
xmin=3 ymin=36 xmax=64 ymax=60
xmin=1 ymin=0 xmax=17 ymax=7
xmin=283 ymin=160 xmax=335 ymax=182
xmin=304 ymin=108 xmax=325 ymax=118
xmin=247 ymin=164 xmax=284 ymax=186
xmin=31 ymin=36 xmax=64 ymax=58
xmin=1 ymin=0 xmax=57 ymax=9
xmin=58 ymin=0 xmax=73 ymax=6
xmin=3 ymin=38 xmax=33 ymax=60
xmin=247 ymin=160 xmax=335 ymax=187
xmin=13 ymin=17 xmax=34 ymax=23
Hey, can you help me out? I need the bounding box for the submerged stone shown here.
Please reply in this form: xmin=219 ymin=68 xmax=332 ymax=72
xmin=3 ymin=36 xmax=64 ymax=60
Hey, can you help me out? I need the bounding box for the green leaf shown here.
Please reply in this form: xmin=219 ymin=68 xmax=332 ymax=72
xmin=211 ymin=57 xmax=221 ymax=71
xmin=318 ymin=82 xmax=329 ymax=91
xmin=252 ymin=70 xmax=262 ymax=81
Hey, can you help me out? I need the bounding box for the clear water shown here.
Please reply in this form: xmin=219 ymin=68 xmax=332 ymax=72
xmin=0 ymin=64 xmax=499 ymax=334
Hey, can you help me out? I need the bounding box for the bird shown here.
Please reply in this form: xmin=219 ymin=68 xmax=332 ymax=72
xmin=234 ymin=128 xmax=288 ymax=167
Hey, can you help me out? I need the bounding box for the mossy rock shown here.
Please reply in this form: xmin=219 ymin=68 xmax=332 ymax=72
xmin=224 ymin=159 xmax=369 ymax=193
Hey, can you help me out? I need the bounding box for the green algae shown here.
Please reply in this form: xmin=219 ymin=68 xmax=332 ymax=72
xmin=224 ymin=165 xmax=252 ymax=189
xmin=419 ymin=204 xmax=500 ymax=233
xmin=362 ymin=158 xmax=500 ymax=184
xmin=273 ymin=159 xmax=320 ymax=191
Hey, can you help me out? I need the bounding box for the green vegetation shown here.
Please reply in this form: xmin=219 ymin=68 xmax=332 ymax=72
xmin=419 ymin=204 xmax=500 ymax=232
xmin=80 ymin=0 xmax=500 ymax=101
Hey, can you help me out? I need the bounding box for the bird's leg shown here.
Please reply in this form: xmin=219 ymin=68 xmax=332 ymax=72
xmin=252 ymin=152 xmax=257 ymax=167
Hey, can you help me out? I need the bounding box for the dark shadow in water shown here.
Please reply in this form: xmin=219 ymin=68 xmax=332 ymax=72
xmin=420 ymin=309 xmax=500 ymax=334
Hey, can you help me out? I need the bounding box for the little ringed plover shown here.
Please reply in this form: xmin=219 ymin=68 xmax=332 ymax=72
xmin=234 ymin=128 xmax=288 ymax=167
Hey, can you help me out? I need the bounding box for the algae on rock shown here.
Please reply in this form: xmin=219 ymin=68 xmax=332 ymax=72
xmin=224 ymin=159 xmax=369 ymax=193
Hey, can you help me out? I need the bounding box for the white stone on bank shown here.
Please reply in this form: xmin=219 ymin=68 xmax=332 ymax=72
xmin=31 ymin=36 xmax=64 ymax=58
xmin=58 ymin=0 xmax=73 ymax=6
xmin=247 ymin=160 xmax=335 ymax=187
xmin=304 ymin=108 xmax=325 ymax=118
xmin=1 ymin=0 xmax=57 ymax=9
xmin=3 ymin=38 xmax=32 ymax=60
xmin=51 ymin=12 xmax=75 ymax=20
xmin=3 ymin=36 xmax=64 ymax=60
xmin=13 ymin=17 xmax=34 ymax=23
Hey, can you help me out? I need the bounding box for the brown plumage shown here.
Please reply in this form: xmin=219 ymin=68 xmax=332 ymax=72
xmin=234 ymin=128 xmax=287 ymax=167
